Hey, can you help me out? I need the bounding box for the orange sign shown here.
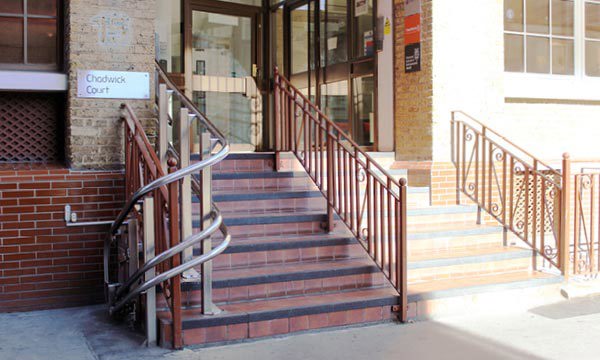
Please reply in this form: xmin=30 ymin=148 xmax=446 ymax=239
xmin=404 ymin=14 xmax=421 ymax=45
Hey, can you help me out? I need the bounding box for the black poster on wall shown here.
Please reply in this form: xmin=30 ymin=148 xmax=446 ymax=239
xmin=405 ymin=43 xmax=421 ymax=73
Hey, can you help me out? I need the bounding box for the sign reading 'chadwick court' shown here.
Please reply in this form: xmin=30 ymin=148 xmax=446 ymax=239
xmin=77 ymin=70 xmax=150 ymax=99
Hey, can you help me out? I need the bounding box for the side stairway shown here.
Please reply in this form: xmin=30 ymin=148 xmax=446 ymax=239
xmin=155 ymin=153 xmax=563 ymax=347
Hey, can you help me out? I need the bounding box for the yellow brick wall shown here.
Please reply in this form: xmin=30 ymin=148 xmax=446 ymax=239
xmin=65 ymin=0 xmax=157 ymax=169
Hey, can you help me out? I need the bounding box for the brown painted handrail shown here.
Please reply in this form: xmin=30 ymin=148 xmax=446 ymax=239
xmin=274 ymin=68 xmax=408 ymax=322
xmin=452 ymin=111 xmax=571 ymax=277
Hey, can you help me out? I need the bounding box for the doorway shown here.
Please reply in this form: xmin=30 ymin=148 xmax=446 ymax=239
xmin=185 ymin=1 xmax=263 ymax=151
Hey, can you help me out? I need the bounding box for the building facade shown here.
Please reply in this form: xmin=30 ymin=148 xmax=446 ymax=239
xmin=1 ymin=0 xmax=599 ymax=314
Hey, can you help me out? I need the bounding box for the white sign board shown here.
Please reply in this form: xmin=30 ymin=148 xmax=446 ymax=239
xmin=77 ymin=70 xmax=150 ymax=99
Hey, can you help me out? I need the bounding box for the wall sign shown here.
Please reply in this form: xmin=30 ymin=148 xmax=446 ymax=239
xmin=404 ymin=0 xmax=422 ymax=73
xmin=77 ymin=70 xmax=150 ymax=99
xmin=91 ymin=11 xmax=132 ymax=46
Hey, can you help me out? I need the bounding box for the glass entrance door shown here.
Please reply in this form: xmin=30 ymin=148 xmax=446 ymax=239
xmin=191 ymin=9 xmax=260 ymax=151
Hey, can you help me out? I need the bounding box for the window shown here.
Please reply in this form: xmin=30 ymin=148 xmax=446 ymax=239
xmin=504 ymin=0 xmax=575 ymax=74
xmin=504 ymin=0 xmax=600 ymax=77
xmin=0 ymin=0 xmax=60 ymax=71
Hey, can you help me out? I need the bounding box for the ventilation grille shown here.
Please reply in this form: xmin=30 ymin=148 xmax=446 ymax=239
xmin=0 ymin=92 xmax=62 ymax=163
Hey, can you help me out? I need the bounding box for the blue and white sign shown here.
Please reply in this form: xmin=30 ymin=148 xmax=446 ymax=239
xmin=77 ymin=70 xmax=150 ymax=99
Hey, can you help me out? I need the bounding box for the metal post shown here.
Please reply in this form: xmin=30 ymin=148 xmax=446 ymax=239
xmin=143 ymin=198 xmax=157 ymax=346
xmin=325 ymin=123 xmax=335 ymax=233
xmin=199 ymin=131 xmax=220 ymax=314
xmin=158 ymin=84 xmax=169 ymax=172
xmin=398 ymin=178 xmax=408 ymax=323
xmin=127 ymin=219 xmax=139 ymax=282
xmin=178 ymin=108 xmax=195 ymax=273
xmin=274 ymin=69 xmax=281 ymax=171
xmin=561 ymin=153 xmax=571 ymax=280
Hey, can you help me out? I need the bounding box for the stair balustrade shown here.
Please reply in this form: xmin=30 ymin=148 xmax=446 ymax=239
xmin=103 ymin=62 xmax=232 ymax=349
xmin=451 ymin=111 xmax=571 ymax=278
xmin=273 ymin=68 xmax=409 ymax=321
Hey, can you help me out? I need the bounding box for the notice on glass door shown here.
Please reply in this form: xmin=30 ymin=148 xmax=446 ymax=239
xmin=355 ymin=0 xmax=369 ymax=17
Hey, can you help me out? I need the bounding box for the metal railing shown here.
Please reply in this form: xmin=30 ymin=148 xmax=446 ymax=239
xmin=451 ymin=111 xmax=571 ymax=276
xmin=273 ymin=68 xmax=408 ymax=321
xmin=573 ymin=169 xmax=600 ymax=276
xmin=104 ymin=62 xmax=231 ymax=349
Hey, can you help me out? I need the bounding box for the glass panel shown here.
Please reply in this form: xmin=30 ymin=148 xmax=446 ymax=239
xmin=552 ymin=0 xmax=573 ymax=36
xmin=586 ymin=2 xmax=600 ymax=40
xmin=526 ymin=0 xmax=549 ymax=34
xmin=27 ymin=18 xmax=57 ymax=64
xmin=28 ymin=0 xmax=57 ymax=16
xmin=552 ymin=38 xmax=574 ymax=75
xmin=291 ymin=5 xmax=309 ymax=74
xmin=0 ymin=0 xmax=23 ymax=14
xmin=321 ymin=80 xmax=349 ymax=134
xmin=354 ymin=0 xmax=374 ymax=58
xmin=586 ymin=40 xmax=600 ymax=76
xmin=526 ymin=36 xmax=550 ymax=73
xmin=0 ymin=17 xmax=23 ymax=63
xmin=505 ymin=34 xmax=524 ymax=72
xmin=505 ymin=0 xmax=524 ymax=32
xmin=192 ymin=11 xmax=255 ymax=149
xmin=155 ymin=0 xmax=182 ymax=72
xmin=352 ymin=75 xmax=374 ymax=146
xmin=326 ymin=0 xmax=348 ymax=66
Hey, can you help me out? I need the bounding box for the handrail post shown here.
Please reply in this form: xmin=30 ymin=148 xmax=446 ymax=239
xmin=179 ymin=108 xmax=195 ymax=271
xmin=143 ymin=197 xmax=157 ymax=346
xmin=158 ymin=84 xmax=169 ymax=172
xmin=167 ymin=158 xmax=182 ymax=349
xmin=274 ymin=68 xmax=280 ymax=171
xmin=199 ymin=131 xmax=221 ymax=315
xmin=561 ymin=153 xmax=571 ymax=280
xmin=398 ymin=178 xmax=408 ymax=322
xmin=325 ymin=122 xmax=335 ymax=232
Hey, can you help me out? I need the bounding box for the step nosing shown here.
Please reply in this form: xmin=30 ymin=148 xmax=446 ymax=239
xmin=407 ymin=275 xmax=563 ymax=302
xmin=180 ymin=293 xmax=399 ymax=329
xmin=408 ymin=227 xmax=503 ymax=240
xmin=180 ymin=265 xmax=380 ymax=291
xmin=212 ymin=171 xmax=306 ymax=180
xmin=194 ymin=213 xmax=328 ymax=227
xmin=408 ymin=249 xmax=532 ymax=269
xmin=211 ymin=190 xmax=322 ymax=202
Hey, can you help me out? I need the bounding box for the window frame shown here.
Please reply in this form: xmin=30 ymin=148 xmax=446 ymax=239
xmin=504 ymin=0 xmax=600 ymax=100
xmin=0 ymin=0 xmax=63 ymax=72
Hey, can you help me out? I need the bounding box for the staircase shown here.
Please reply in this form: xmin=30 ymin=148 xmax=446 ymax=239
xmin=153 ymin=153 xmax=399 ymax=346
xmin=156 ymin=152 xmax=563 ymax=346
xmin=106 ymin=66 xmax=565 ymax=350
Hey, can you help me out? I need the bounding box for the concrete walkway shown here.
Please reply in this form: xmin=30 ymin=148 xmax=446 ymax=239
xmin=1 ymin=296 xmax=600 ymax=360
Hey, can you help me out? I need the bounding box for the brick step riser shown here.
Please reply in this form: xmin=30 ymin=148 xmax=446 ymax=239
xmin=164 ymin=272 xmax=388 ymax=308
xmin=158 ymin=305 xmax=396 ymax=348
xmin=206 ymin=243 xmax=367 ymax=270
xmin=407 ymin=257 xmax=532 ymax=283
xmin=204 ymin=198 xmax=327 ymax=215
xmin=407 ymin=232 xmax=505 ymax=254
xmin=204 ymin=159 xmax=275 ymax=174
xmin=213 ymin=178 xmax=317 ymax=192
xmin=194 ymin=220 xmax=327 ymax=238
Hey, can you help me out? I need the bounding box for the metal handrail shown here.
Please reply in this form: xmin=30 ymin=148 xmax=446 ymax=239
xmin=452 ymin=110 xmax=560 ymax=177
xmin=451 ymin=110 xmax=571 ymax=275
xmin=274 ymin=68 xmax=408 ymax=322
xmin=105 ymin=62 xmax=232 ymax=346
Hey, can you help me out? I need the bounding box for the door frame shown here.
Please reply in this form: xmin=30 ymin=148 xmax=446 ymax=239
xmin=183 ymin=0 xmax=266 ymax=150
xmin=275 ymin=0 xmax=379 ymax=150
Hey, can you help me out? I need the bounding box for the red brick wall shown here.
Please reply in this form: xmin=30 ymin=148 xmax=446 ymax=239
xmin=0 ymin=166 xmax=124 ymax=312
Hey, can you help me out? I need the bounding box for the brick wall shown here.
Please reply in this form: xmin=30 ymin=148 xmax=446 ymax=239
xmin=65 ymin=0 xmax=156 ymax=169
xmin=0 ymin=166 xmax=123 ymax=312
xmin=393 ymin=0 xmax=433 ymax=162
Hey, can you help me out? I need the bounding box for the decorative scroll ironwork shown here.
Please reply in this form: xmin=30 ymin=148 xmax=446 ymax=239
xmin=573 ymin=172 xmax=600 ymax=276
xmin=452 ymin=111 xmax=567 ymax=270
xmin=274 ymin=68 xmax=408 ymax=322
